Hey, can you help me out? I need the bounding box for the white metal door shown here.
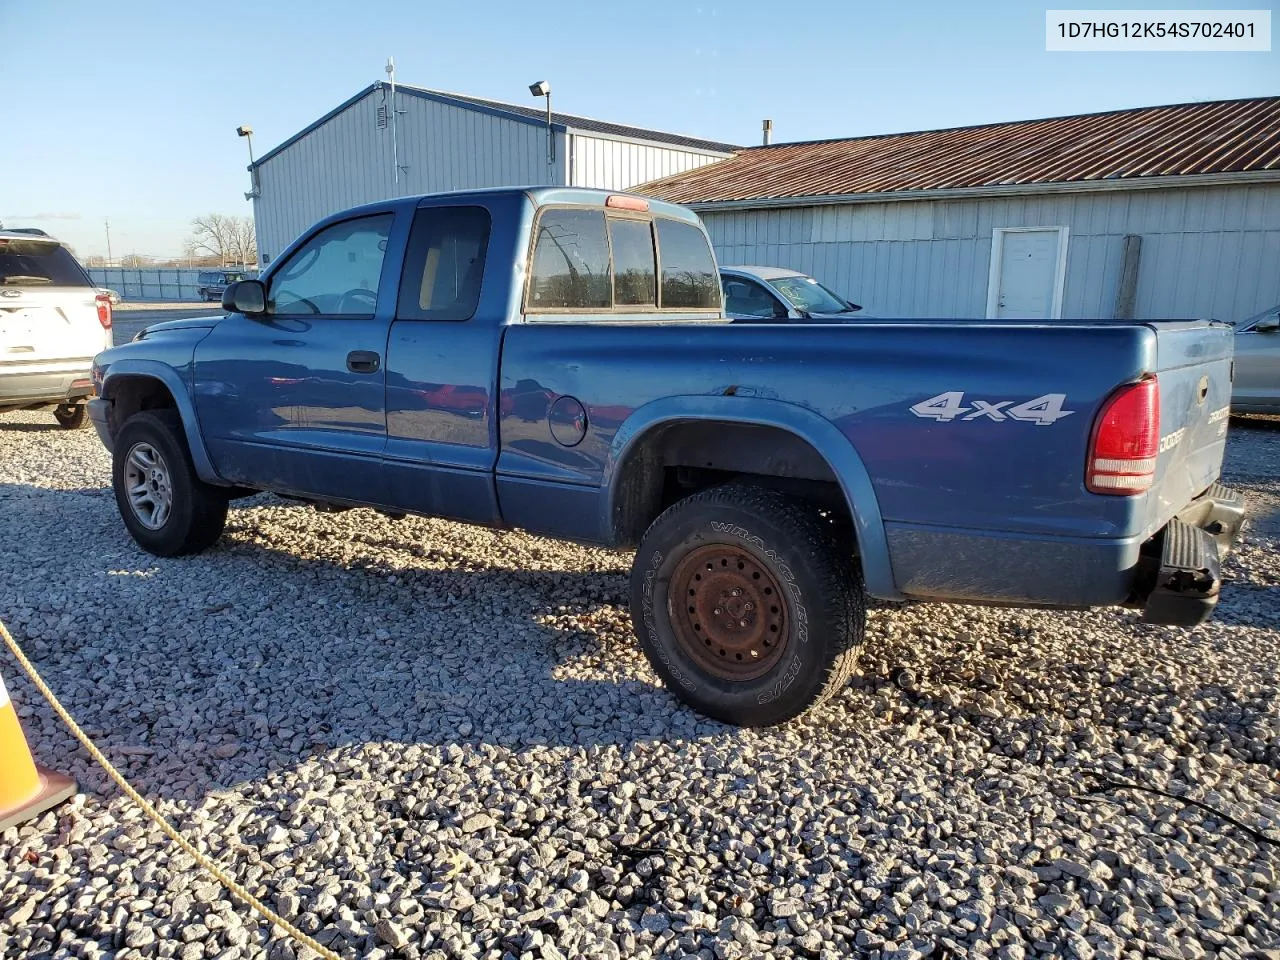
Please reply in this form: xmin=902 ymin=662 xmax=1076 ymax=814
xmin=988 ymin=227 xmax=1068 ymax=320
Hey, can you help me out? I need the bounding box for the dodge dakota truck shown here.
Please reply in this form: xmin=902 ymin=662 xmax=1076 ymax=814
xmin=88 ymin=187 xmax=1244 ymax=726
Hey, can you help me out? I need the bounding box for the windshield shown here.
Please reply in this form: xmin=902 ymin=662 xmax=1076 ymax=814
xmin=767 ymin=275 xmax=852 ymax=314
xmin=1235 ymin=304 xmax=1280 ymax=332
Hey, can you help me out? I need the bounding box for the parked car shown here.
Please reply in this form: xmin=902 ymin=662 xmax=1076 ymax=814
xmin=1230 ymin=303 xmax=1280 ymax=414
xmin=721 ymin=265 xmax=865 ymax=322
xmin=0 ymin=231 xmax=113 ymax=429
xmin=195 ymin=270 xmax=247 ymax=302
xmin=89 ymin=188 xmax=1242 ymax=727
xmin=96 ymin=287 xmax=123 ymax=306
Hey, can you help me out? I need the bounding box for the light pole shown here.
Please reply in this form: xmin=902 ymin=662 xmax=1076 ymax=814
xmin=237 ymin=125 xmax=258 ymax=201
xmin=528 ymin=81 xmax=553 ymax=169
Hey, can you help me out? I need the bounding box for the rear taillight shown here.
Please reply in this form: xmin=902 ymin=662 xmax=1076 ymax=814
xmin=95 ymin=293 xmax=112 ymax=330
xmin=1086 ymin=376 xmax=1160 ymax=495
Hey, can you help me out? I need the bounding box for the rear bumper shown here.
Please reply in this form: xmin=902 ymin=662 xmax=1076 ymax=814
xmin=885 ymin=482 xmax=1245 ymax=622
xmin=0 ymin=364 xmax=95 ymax=410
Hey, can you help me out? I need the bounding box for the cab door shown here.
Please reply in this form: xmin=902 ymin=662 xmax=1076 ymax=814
xmin=194 ymin=212 xmax=401 ymax=502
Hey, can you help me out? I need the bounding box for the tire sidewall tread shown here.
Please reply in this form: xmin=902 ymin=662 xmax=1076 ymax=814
xmin=630 ymin=482 xmax=864 ymax=726
xmin=112 ymin=410 xmax=227 ymax=557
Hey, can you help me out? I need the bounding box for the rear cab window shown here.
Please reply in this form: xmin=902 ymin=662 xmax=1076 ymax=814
xmin=525 ymin=205 xmax=721 ymax=317
xmin=0 ymin=238 xmax=93 ymax=287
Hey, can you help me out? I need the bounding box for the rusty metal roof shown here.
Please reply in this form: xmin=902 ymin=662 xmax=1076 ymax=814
xmin=638 ymin=97 xmax=1280 ymax=205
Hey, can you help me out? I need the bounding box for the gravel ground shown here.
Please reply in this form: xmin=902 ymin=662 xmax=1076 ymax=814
xmin=1 ymin=412 xmax=1278 ymax=960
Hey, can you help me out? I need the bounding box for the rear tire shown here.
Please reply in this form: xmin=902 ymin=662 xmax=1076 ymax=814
xmin=112 ymin=410 xmax=227 ymax=557
xmin=629 ymin=482 xmax=864 ymax=726
xmin=54 ymin=404 xmax=88 ymax=429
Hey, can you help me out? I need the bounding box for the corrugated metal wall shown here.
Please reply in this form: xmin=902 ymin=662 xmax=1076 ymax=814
xmin=570 ymin=136 xmax=727 ymax=191
xmin=700 ymin=182 xmax=1280 ymax=323
xmin=252 ymin=89 xmax=566 ymax=262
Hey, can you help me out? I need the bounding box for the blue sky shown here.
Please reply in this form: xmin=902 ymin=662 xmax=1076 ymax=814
xmin=2 ymin=0 xmax=1275 ymax=258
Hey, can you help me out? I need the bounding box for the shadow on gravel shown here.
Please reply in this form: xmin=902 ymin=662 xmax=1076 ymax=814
xmin=0 ymin=481 xmax=716 ymax=806
xmin=0 ymin=418 xmax=65 ymax=433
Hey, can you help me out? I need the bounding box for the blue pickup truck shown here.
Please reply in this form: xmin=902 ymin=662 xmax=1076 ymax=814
xmin=88 ymin=187 xmax=1244 ymax=726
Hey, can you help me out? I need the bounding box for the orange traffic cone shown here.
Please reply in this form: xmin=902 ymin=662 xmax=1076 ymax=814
xmin=0 ymin=669 xmax=75 ymax=830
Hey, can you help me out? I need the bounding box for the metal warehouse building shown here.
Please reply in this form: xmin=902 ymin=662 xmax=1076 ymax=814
xmin=639 ymin=97 xmax=1280 ymax=325
xmin=249 ymin=82 xmax=737 ymax=263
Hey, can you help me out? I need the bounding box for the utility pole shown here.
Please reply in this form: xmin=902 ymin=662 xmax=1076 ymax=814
xmin=104 ymin=218 xmax=113 ymax=266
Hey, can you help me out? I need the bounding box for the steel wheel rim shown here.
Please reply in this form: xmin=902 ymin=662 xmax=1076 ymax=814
xmin=669 ymin=544 xmax=789 ymax=681
xmin=124 ymin=441 xmax=173 ymax=530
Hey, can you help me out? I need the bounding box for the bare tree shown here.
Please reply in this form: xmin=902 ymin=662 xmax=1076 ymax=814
xmin=84 ymin=254 xmax=107 ymax=268
xmin=185 ymin=214 xmax=257 ymax=267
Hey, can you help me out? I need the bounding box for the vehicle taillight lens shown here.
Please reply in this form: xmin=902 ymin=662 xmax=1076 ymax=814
xmin=95 ymin=293 xmax=113 ymax=330
xmin=1086 ymin=376 xmax=1159 ymax=495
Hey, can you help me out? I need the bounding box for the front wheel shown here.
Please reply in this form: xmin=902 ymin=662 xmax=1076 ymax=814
xmin=54 ymin=404 xmax=88 ymax=429
xmin=630 ymin=482 xmax=864 ymax=726
xmin=112 ymin=410 xmax=227 ymax=557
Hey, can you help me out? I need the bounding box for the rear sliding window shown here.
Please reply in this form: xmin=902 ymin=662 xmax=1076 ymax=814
xmin=397 ymin=206 xmax=492 ymax=321
xmin=527 ymin=208 xmax=720 ymax=313
xmin=0 ymin=239 xmax=92 ymax=287
xmin=656 ymin=219 xmax=719 ymax=309
xmin=610 ymin=218 xmax=657 ymax=306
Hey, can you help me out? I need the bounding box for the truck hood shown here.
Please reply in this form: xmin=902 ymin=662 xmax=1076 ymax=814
xmin=135 ymin=313 xmax=227 ymax=340
xmin=140 ymin=314 xmax=225 ymax=335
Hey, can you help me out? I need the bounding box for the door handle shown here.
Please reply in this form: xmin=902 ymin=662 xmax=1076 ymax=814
xmin=346 ymin=350 xmax=380 ymax=374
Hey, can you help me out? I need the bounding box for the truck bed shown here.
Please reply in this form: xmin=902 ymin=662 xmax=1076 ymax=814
xmin=495 ymin=317 xmax=1234 ymax=606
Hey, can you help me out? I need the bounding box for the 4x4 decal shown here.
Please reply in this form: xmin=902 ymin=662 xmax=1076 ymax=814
xmin=910 ymin=391 xmax=1075 ymax=425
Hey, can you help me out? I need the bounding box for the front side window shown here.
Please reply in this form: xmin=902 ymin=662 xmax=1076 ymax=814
xmin=724 ymin=277 xmax=782 ymax=318
xmin=656 ymin=219 xmax=719 ymax=309
xmin=268 ymin=214 xmax=393 ymax=316
xmin=528 ymin=209 xmax=611 ymax=310
xmin=397 ymin=206 xmax=492 ymax=321
xmin=609 ymin=218 xmax=656 ymax=306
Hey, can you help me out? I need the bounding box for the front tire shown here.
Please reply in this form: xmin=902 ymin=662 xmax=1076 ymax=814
xmin=630 ymin=482 xmax=864 ymax=726
xmin=112 ymin=410 xmax=227 ymax=557
xmin=54 ymin=404 xmax=88 ymax=429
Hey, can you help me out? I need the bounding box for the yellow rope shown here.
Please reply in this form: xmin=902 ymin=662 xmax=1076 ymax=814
xmin=0 ymin=617 xmax=340 ymax=960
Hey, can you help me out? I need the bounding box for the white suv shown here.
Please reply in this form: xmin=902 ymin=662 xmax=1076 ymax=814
xmin=0 ymin=231 xmax=113 ymax=428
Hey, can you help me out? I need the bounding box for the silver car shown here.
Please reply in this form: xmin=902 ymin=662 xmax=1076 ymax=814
xmin=720 ymin=265 xmax=866 ymax=322
xmin=1232 ymin=303 xmax=1280 ymax=414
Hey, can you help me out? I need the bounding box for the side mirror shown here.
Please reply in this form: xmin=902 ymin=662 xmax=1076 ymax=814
xmin=222 ymin=279 xmax=267 ymax=316
xmin=1256 ymin=316 xmax=1280 ymax=333
xmin=772 ymin=300 xmax=790 ymax=319
xmin=846 ymin=301 xmax=863 ymax=312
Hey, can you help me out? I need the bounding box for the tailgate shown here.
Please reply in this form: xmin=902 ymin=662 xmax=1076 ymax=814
xmin=0 ymin=288 xmax=102 ymax=364
xmin=1150 ymin=320 xmax=1234 ymax=522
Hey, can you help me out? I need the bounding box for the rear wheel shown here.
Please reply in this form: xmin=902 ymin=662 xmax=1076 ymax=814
xmin=53 ymin=404 xmax=87 ymax=429
xmin=630 ymin=482 xmax=864 ymax=726
xmin=112 ymin=410 xmax=227 ymax=556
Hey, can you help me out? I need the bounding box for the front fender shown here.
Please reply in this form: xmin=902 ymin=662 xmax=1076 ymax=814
xmin=603 ymin=395 xmax=899 ymax=600
xmin=100 ymin=359 xmax=222 ymax=485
